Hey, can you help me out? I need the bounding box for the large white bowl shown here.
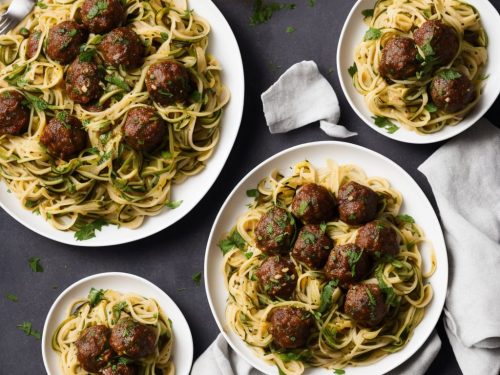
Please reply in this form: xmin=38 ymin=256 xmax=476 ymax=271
xmin=0 ymin=0 xmax=245 ymax=246
xmin=205 ymin=141 xmax=448 ymax=375
xmin=42 ymin=272 xmax=194 ymax=375
xmin=337 ymin=0 xmax=500 ymax=144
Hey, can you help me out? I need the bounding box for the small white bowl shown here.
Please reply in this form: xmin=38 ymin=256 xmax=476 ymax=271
xmin=42 ymin=272 xmax=194 ymax=375
xmin=337 ymin=0 xmax=500 ymax=144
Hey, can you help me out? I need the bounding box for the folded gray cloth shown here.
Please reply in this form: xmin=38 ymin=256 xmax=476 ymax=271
xmin=191 ymin=332 xmax=441 ymax=375
xmin=418 ymin=118 xmax=500 ymax=375
xmin=261 ymin=61 xmax=357 ymax=138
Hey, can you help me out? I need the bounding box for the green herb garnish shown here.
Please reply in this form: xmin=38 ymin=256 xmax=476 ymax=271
xmin=218 ymin=230 xmax=246 ymax=255
xmin=250 ymin=0 xmax=296 ymax=26
xmin=424 ymin=103 xmax=438 ymax=113
xmin=286 ymin=26 xmax=296 ymax=33
xmin=29 ymin=257 xmax=43 ymax=272
xmin=318 ymin=279 xmax=339 ymax=314
xmin=112 ymin=301 xmax=127 ymax=321
xmin=192 ymin=272 xmax=202 ymax=286
xmin=88 ymin=287 xmax=106 ymax=307
xmin=363 ymin=27 xmax=381 ymax=41
xmin=105 ymin=75 xmax=130 ymax=91
xmin=396 ymin=214 xmax=415 ymax=224
xmin=165 ymin=200 xmax=182 ymax=209
xmin=246 ymin=189 xmax=260 ymax=198
xmin=362 ymin=9 xmax=374 ymax=17
xmin=17 ymin=321 xmax=41 ymax=340
xmin=348 ymin=62 xmax=357 ymax=78
xmin=439 ymin=69 xmax=462 ymax=80
xmin=6 ymin=293 xmax=18 ymax=302
xmin=79 ymin=48 xmax=96 ymax=62
xmin=75 ymin=219 xmax=109 ymax=241
xmin=372 ymin=116 xmax=399 ymax=134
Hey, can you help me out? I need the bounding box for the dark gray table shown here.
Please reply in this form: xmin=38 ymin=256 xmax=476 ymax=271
xmin=1 ymin=1 xmax=499 ymax=373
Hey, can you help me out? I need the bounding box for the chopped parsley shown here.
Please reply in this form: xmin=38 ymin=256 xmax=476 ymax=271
xmin=286 ymin=26 xmax=296 ymax=33
xmin=250 ymin=0 xmax=296 ymax=26
xmin=246 ymin=189 xmax=260 ymax=198
xmin=6 ymin=293 xmax=18 ymax=302
xmin=348 ymin=62 xmax=357 ymax=78
xmin=190 ymin=90 xmax=202 ymax=103
xmin=165 ymin=200 xmax=182 ymax=209
xmin=218 ymin=230 xmax=246 ymax=255
xmin=318 ymin=279 xmax=338 ymax=313
xmin=396 ymin=214 xmax=415 ymax=224
xmin=88 ymin=287 xmax=106 ymax=307
xmin=421 ymin=42 xmax=435 ymax=57
xmin=297 ymin=200 xmax=309 ymax=216
xmin=35 ymin=1 xmax=48 ymax=8
xmin=333 ymin=369 xmax=346 ymax=374
xmin=363 ymin=27 xmax=381 ymax=41
xmin=112 ymin=301 xmax=127 ymax=321
xmin=372 ymin=116 xmax=399 ymax=134
xmin=361 ymin=8 xmax=374 ymax=18
xmin=87 ymin=0 xmax=108 ymax=20
xmin=79 ymin=48 xmax=96 ymax=62
xmin=424 ymin=103 xmax=438 ymax=113
xmin=105 ymin=74 xmax=130 ymax=91
xmin=301 ymin=230 xmax=316 ymax=245
xmin=20 ymin=28 xmax=30 ymax=37
xmin=17 ymin=321 xmax=41 ymax=340
xmin=439 ymin=69 xmax=462 ymax=80
xmin=347 ymin=249 xmax=363 ymax=276
xmin=29 ymin=257 xmax=43 ymax=273
xmin=74 ymin=218 xmax=109 ymax=241
xmin=160 ymin=32 xmax=169 ymax=42
xmin=366 ymin=287 xmax=376 ymax=306
xmin=376 ymin=267 xmax=398 ymax=306
xmin=192 ymin=272 xmax=202 ymax=286
xmin=23 ymin=92 xmax=50 ymax=111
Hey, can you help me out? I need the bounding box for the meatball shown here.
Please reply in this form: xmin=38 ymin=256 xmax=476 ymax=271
xmin=81 ymin=0 xmax=125 ymax=34
xmin=123 ymin=107 xmax=166 ymax=152
xmin=323 ymin=244 xmax=371 ymax=289
xmin=98 ymin=27 xmax=145 ymax=69
xmin=379 ymin=37 xmax=419 ymax=80
xmin=26 ymin=30 xmax=42 ymax=59
xmin=40 ymin=113 xmax=87 ymax=160
xmin=100 ymin=364 xmax=136 ymax=375
xmin=65 ymin=59 xmax=102 ymax=104
xmin=145 ymin=61 xmax=192 ymax=106
xmin=414 ymin=20 xmax=459 ymax=66
xmin=268 ymin=307 xmax=314 ymax=349
xmin=46 ymin=21 xmax=86 ymax=64
xmin=338 ymin=181 xmax=378 ymax=225
xmin=344 ymin=284 xmax=387 ymax=326
xmin=0 ymin=91 xmax=30 ymax=136
xmin=430 ymin=70 xmax=475 ymax=113
xmin=75 ymin=325 xmax=113 ymax=373
xmin=291 ymin=183 xmax=337 ymax=224
xmin=355 ymin=220 xmax=399 ymax=259
xmin=291 ymin=224 xmax=332 ymax=269
xmin=110 ymin=318 xmax=157 ymax=359
xmin=256 ymin=256 xmax=297 ymax=299
xmin=255 ymin=206 xmax=296 ymax=254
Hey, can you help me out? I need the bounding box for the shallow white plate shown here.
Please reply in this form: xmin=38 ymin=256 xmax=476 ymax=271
xmin=337 ymin=0 xmax=500 ymax=144
xmin=42 ymin=272 xmax=194 ymax=375
xmin=0 ymin=0 xmax=245 ymax=246
xmin=205 ymin=141 xmax=448 ymax=375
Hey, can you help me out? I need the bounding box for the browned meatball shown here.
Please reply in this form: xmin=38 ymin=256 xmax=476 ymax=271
xmin=98 ymin=27 xmax=145 ymax=69
xmin=46 ymin=21 xmax=86 ymax=64
xmin=291 ymin=183 xmax=337 ymax=224
xmin=65 ymin=59 xmax=102 ymax=104
xmin=81 ymin=0 xmax=125 ymax=34
xmin=430 ymin=70 xmax=475 ymax=113
xmin=40 ymin=113 xmax=87 ymax=160
xmin=338 ymin=181 xmax=378 ymax=225
xmin=355 ymin=220 xmax=399 ymax=259
xmin=291 ymin=224 xmax=332 ymax=269
xmin=323 ymin=244 xmax=371 ymax=289
xmin=75 ymin=325 xmax=113 ymax=373
xmin=255 ymin=207 xmax=296 ymax=254
xmin=145 ymin=61 xmax=192 ymax=106
xmin=268 ymin=307 xmax=314 ymax=349
xmin=256 ymin=256 xmax=297 ymax=299
xmin=379 ymin=37 xmax=419 ymax=80
xmin=414 ymin=20 xmax=459 ymax=66
xmin=0 ymin=91 xmax=30 ymax=136
xmin=110 ymin=318 xmax=157 ymax=359
xmin=344 ymin=284 xmax=387 ymax=326
xmin=26 ymin=30 xmax=42 ymax=59
xmin=100 ymin=364 xmax=136 ymax=375
xmin=123 ymin=107 xmax=166 ymax=152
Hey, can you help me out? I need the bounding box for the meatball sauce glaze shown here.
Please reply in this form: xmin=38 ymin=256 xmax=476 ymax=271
xmin=0 ymin=91 xmax=30 ymax=136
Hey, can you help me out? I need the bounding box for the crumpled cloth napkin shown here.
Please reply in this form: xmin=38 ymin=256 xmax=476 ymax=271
xmin=191 ymin=332 xmax=441 ymax=375
xmin=261 ymin=61 xmax=357 ymax=138
xmin=419 ymin=118 xmax=500 ymax=375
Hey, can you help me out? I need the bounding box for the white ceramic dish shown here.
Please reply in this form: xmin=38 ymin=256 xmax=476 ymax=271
xmin=337 ymin=0 xmax=500 ymax=144
xmin=205 ymin=141 xmax=448 ymax=375
xmin=42 ymin=272 xmax=194 ymax=375
xmin=0 ymin=0 xmax=245 ymax=246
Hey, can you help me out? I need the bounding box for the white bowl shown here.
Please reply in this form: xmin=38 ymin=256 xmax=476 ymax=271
xmin=0 ymin=0 xmax=245 ymax=246
xmin=337 ymin=0 xmax=500 ymax=144
xmin=42 ymin=272 xmax=194 ymax=375
xmin=205 ymin=141 xmax=448 ymax=375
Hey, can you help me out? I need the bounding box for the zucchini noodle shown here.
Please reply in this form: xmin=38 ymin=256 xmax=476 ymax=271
xmin=352 ymin=0 xmax=487 ymax=134
xmin=0 ymin=0 xmax=229 ymax=231
xmin=221 ymin=160 xmax=435 ymax=374
xmin=52 ymin=289 xmax=174 ymax=375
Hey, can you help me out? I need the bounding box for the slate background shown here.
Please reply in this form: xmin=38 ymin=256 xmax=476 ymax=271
xmin=1 ymin=0 xmax=499 ymax=373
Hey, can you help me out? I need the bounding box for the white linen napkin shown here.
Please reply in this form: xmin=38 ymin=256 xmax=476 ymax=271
xmin=418 ymin=118 xmax=500 ymax=375
xmin=191 ymin=332 xmax=441 ymax=375
xmin=261 ymin=61 xmax=357 ymax=138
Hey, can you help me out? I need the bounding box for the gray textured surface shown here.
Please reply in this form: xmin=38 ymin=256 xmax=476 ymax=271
xmin=1 ymin=0 xmax=500 ymax=374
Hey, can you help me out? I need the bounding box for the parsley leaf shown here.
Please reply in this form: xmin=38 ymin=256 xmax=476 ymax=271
xmin=250 ymin=0 xmax=296 ymax=26
xmin=112 ymin=301 xmax=127 ymax=321
xmin=362 ymin=9 xmax=374 ymax=18
xmin=23 ymin=92 xmax=50 ymax=111
xmin=364 ymin=27 xmax=381 ymax=41
xmin=347 ymin=249 xmax=363 ymax=277
xmin=439 ymin=69 xmax=462 ymax=80
xmin=17 ymin=321 xmax=41 ymax=340
xmin=424 ymin=103 xmax=438 ymax=113
xmin=396 ymin=214 xmax=415 ymax=224
xmin=192 ymin=272 xmax=202 ymax=286
xmin=6 ymin=293 xmax=18 ymax=302
xmin=348 ymin=62 xmax=357 ymax=78
xmin=29 ymin=257 xmax=43 ymax=272
xmin=105 ymin=74 xmax=130 ymax=91
xmin=372 ymin=116 xmax=399 ymax=134
xmin=318 ymin=279 xmax=339 ymax=314
xmin=88 ymin=287 xmax=106 ymax=307
xmin=160 ymin=32 xmax=169 ymax=42
xmin=286 ymin=26 xmax=296 ymax=33
xmin=79 ymin=48 xmax=96 ymax=62
xmin=35 ymin=1 xmax=47 ymax=8
xmin=166 ymin=200 xmax=182 ymax=209
xmin=246 ymin=189 xmax=260 ymax=198
xmin=308 ymin=0 xmax=316 ymax=6
xmin=333 ymin=369 xmax=346 ymax=375
xmin=74 ymin=218 xmax=109 ymax=241
xmin=218 ymin=230 xmax=246 ymax=255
